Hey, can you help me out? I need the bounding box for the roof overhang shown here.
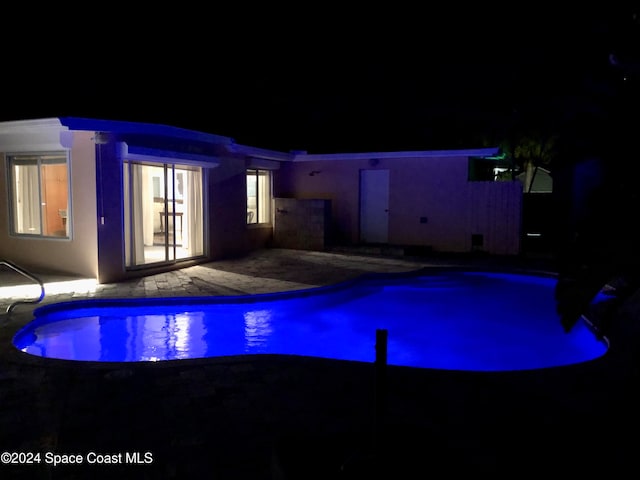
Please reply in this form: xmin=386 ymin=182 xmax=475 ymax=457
xmin=120 ymin=142 xmax=221 ymax=168
xmin=0 ymin=117 xmax=236 ymax=153
xmin=59 ymin=117 xmax=234 ymax=145
xmin=0 ymin=118 xmax=70 ymax=152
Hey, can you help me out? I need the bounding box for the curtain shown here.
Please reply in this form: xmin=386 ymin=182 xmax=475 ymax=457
xmin=14 ymin=163 xmax=41 ymax=234
xmin=186 ymin=168 xmax=203 ymax=255
xmin=141 ymin=166 xmax=154 ymax=247
xmin=124 ymin=164 xmax=131 ymax=266
xmin=258 ymin=171 xmax=271 ymax=223
xmin=123 ymin=163 xmax=147 ymax=266
xmin=132 ymin=164 xmax=147 ymax=264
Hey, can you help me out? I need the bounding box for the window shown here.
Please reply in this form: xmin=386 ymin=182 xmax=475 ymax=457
xmin=7 ymin=153 xmax=70 ymax=238
xmin=246 ymin=169 xmax=272 ymax=224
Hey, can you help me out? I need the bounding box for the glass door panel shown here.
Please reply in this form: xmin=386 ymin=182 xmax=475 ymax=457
xmin=125 ymin=161 xmax=203 ymax=267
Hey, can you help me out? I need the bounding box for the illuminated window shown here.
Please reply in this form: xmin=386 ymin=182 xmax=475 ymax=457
xmin=246 ymin=169 xmax=272 ymax=224
xmin=7 ymin=153 xmax=70 ymax=238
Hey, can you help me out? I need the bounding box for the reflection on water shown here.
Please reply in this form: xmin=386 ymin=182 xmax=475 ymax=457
xmin=243 ymin=309 xmax=273 ymax=351
xmin=122 ymin=313 xmax=207 ymax=362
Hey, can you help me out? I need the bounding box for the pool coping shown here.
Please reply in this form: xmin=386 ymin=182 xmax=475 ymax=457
xmin=0 ymin=264 xmax=620 ymax=379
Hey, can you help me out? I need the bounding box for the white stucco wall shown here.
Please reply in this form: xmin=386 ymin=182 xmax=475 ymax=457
xmin=0 ymin=126 xmax=98 ymax=278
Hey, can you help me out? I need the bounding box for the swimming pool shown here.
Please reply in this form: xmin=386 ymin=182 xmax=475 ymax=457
xmin=12 ymin=269 xmax=608 ymax=371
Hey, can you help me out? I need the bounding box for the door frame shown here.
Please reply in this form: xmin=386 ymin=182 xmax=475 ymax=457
xmin=359 ymin=169 xmax=390 ymax=244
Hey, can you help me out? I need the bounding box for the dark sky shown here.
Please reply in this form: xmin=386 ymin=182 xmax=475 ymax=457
xmin=3 ymin=6 xmax=635 ymax=153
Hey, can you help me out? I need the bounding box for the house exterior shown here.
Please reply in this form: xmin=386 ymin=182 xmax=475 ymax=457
xmin=0 ymin=117 xmax=521 ymax=283
xmin=273 ymin=150 xmax=522 ymax=255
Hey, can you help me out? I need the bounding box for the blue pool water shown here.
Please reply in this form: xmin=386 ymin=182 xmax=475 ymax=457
xmin=13 ymin=270 xmax=608 ymax=371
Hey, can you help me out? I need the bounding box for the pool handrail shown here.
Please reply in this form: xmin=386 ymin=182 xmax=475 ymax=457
xmin=1 ymin=260 xmax=45 ymax=314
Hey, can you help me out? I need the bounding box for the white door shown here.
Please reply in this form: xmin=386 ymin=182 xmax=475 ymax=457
xmin=359 ymin=169 xmax=389 ymax=243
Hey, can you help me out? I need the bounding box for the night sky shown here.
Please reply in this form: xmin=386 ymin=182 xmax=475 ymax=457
xmin=3 ymin=7 xmax=636 ymax=153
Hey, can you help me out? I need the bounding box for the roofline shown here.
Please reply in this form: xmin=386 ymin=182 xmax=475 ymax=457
xmin=58 ymin=117 xmax=234 ymax=145
xmin=291 ymin=147 xmax=500 ymax=162
xmin=0 ymin=118 xmax=500 ymax=161
xmin=0 ymin=117 xmax=66 ymax=134
xmin=229 ymin=142 xmax=294 ymax=162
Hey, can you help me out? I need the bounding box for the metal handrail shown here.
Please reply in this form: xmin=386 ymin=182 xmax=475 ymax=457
xmin=1 ymin=260 xmax=45 ymax=314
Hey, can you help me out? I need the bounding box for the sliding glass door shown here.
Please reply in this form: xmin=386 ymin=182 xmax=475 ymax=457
xmin=124 ymin=161 xmax=203 ymax=267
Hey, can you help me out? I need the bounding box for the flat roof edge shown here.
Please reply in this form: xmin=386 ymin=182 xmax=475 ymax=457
xmin=292 ymin=147 xmax=500 ymax=161
xmin=230 ymin=142 xmax=294 ymax=161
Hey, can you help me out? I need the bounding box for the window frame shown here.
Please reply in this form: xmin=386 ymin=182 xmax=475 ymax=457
xmin=246 ymin=168 xmax=273 ymax=226
xmin=123 ymin=160 xmax=205 ymax=269
xmin=6 ymin=151 xmax=71 ymax=239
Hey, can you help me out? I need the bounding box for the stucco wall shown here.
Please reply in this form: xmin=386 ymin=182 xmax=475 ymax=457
xmin=273 ymin=160 xmax=360 ymax=244
xmin=274 ymin=155 xmax=522 ymax=255
xmin=0 ymin=131 xmax=98 ymax=277
xmin=388 ymin=156 xmax=470 ymax=250
xmin=94 ymin=140 xmax=126 ymax=283
xmin=207 ymin=156 xmax=273 ymax=258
